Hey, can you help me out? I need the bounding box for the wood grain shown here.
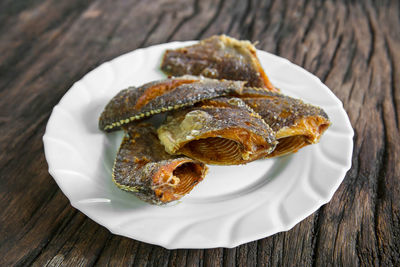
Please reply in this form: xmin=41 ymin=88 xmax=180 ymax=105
xmin=0 ymin=0 xmax=399 ymax=266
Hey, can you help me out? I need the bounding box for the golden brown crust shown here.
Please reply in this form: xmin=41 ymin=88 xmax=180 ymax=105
xmin=161 ymin=35 xmax=279 ymax=92
xmin=98 ymin=76 xmax=246 ymax=132
xmin=134 ymin=79 xmax=197 ymax=110
xmin=242 ymin=92 xmax=331 ymax=158
xmin=113 ymin=123 xmax=208 ymax=204
xmin=157 ymin=97 xmax=277 ymax=165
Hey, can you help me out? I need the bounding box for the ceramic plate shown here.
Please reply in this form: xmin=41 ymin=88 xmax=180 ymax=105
xmin=43 ymin=41 xmax=353 ymax=249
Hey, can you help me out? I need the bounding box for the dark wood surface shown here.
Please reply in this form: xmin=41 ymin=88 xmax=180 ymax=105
xmin=1 ymin=0 xmax=399 ymax=266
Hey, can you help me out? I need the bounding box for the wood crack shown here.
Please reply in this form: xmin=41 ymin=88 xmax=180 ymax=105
xmin=355 ymin=231 xmax=364 ymax=265
xmin=374 ymin=101 xmax=388 ymax=266
xmin=139 ymin=13 xmax=165 ymax=48
xmin=0 ymin=186 xmax=59 ymax=249
xmin=383 ymin=36 xmax=399 ymax=130
xmin=16 ymin=188 xmax=62 ymax=241
xmin=226 ymin=12 xmax=237 ymax=35
xmin=342 ymin=33 xmax=357 ymax=83
xmin=347 ymin=79 xmax=357 ymax=104
xmin=259 ymin=0 xmax=274 ymax=34
xmin=166 ymin=0 xmax=200 ymax=41
xmin=196 ymin=0 xmax=225 ymax=39
xmin=51 ymin=218 xmax=94 ymax=264
xmin=366 ymin=10 xmax=376 ymax=67
xmin=127 ymin=240 xmax=141 ymax=266
xmin=12 ymin=193 xmax=71 ymax=266
xmin=300 ymin=1 xmax=319 ymax=44
xmin=0 ymin=0 xmax=97 ymax=94
xmin=273 ymin=0 xmax=287 ymax=55
xmin=238 ymin=0 xmax=253 ymax=40
xmin=310 ymin=210 xmax=321 ymax=267
xmin=321 ymin=34 xmax=343 ymax=83
xmin=0 ymin=111 xmax=49 ymax=171
xmin=28 ymin=209 xmax=80 ymax=266
xmin=131 ymin=242 xmax=153 ymax=267
xmin=88 ymin=234 xmax=113 ymax=267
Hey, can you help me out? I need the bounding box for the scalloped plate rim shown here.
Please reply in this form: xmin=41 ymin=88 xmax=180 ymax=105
xmin=43 ymin=40 xmax=354 ymax=249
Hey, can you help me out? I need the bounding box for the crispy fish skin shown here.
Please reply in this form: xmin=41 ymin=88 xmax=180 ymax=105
xmin=113 ymin=123 xmax=208 ymax=205
xmin=157 ymin=97 xmax=277 ymax=165
xmin=99 ymin=76 xmax=246 ymax=132
xmin=242 ymin=92 xmax=331 ymax=158
xmin=161 ymin=35 xmax=278 ymax=92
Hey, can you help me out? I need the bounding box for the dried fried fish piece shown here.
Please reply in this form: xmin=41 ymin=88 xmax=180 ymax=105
xmin=113 ymin=123 xmax=208 ymax=205
xmin=157 ymin=97 xmax=277 ymax=165
xmin=242 ymin=92 xmax=331 ymax=158
xmin=99 ymin=76 xmax=246 ymax=132
xmin=161 ymin=35 xmax=278 ymax=92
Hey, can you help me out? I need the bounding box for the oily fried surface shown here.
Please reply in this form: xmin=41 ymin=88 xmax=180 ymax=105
xmin=161 ymin=35 xmax=277 ymax=91
xmin=158 ymin=97 xmax=277 ymax=165
xmin=242 ymin=92 xmax=331 ymax=157
xmin=99 ymin=77 xmax=245 ymax=132
xmin=113 ymin=123 xmax=207 ymax=204
xmin=242 ymin=92 xmax=330 ymax=137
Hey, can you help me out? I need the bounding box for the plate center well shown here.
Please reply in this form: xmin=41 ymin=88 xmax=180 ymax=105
xmin=185 ymin=159 xmax=278 ymax=200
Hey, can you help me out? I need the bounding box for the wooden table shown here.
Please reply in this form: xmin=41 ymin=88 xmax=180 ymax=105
xmin=1 ymin=0 xmax=399 ymax=266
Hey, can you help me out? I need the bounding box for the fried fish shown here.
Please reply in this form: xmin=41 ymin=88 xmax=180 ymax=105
xmin=242 ymin=92 xmax=331 ymax=158
xmin=113 ymin=123 xmax=208 ymax=205
xmin=161 ymin=35 xmax=278 ymax=92
xmin=99 ymin=76 xmax=246 ymax=132
xmin=157 ymin=97 xmax=277 ymax=165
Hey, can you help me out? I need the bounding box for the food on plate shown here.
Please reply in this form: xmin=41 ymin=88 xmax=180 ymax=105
xmin=99 ymin=35 xmax=332 ymax=205
xmin=113 ymin=123 xmax=207 ymax=205
xmin=98 ymin=76 xmax=246 ymax=132
xmin=161 ymin=35 xmax=279 ymax=92
xmin=157 ymin=97 xmax=277 ymax=165
xmin=242 ymin=92 xmax=330 ymax=158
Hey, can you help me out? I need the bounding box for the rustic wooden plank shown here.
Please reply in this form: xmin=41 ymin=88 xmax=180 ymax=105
xmin=186 ymin=249 xmax=204 ymax=267
xmin=93 ymin=236 xmax=139 ymax=266
xmin=222 ymin=248 xmax=236 ymax=267
xmin=310 ymin=1 xmax=399 ymax=266
xmin=168 ymin=250 xmax=188 ymax=267
xmin=146 ymin=246 xmax=171 ymax=267
xmin=0 ymin=0 xmax=95 ymax=95
xmin=204 ymin=248 xmax=223 ymax=267
xmin=0 ymin=0 xmax=399 ymax=266
xmin=0 ymin=0 xmax=144 ymax=265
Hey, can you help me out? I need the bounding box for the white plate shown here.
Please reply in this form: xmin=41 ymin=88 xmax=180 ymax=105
xmin=43 ymin=41 xmax=353 ymax=249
